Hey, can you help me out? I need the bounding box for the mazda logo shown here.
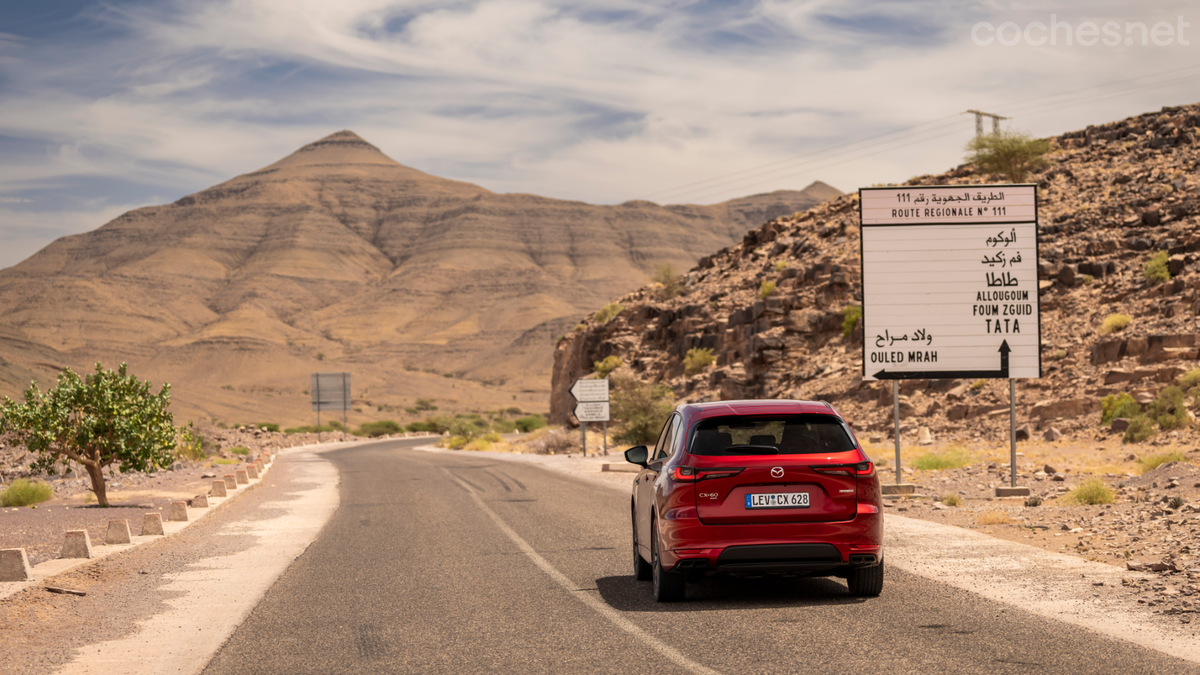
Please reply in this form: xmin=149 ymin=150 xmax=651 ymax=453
xmin=771 ymin=467 xmax=784 ymax=478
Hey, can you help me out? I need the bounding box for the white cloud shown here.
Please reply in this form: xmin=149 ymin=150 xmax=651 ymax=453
xmin=0 ymin=0 xmax=1196 ymax=266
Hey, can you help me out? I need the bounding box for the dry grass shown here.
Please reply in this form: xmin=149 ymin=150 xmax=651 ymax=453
xmin=977 ymin=509 xmax=1012 ymax=525
xmin=1099 ymin=313 xmax=1132 ymax=335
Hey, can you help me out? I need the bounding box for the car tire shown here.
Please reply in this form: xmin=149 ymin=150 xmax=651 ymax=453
xmin=847 ymin=559 xmax=884 ymax=597
xmin=651 ymin=521 xmax=685 ymax=602
xmin=633 ymin=512 xmax=652 ymax=581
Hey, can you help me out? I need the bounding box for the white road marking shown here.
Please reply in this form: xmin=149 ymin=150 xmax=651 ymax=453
xmin=444 ymin=469 xmax=723 ymax=675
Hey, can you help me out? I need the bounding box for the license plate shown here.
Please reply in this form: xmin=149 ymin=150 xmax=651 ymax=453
xmin=745 ymin=492 xmax=810 ymax=509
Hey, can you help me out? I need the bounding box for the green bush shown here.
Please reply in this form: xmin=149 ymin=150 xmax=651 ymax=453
xmin=1138 ymin=451 xmax=1188 ymax=474
xmin=1143 ymin=250 xmax=1170 ymax=284
xmin=0 ymin=479 xmax=54 ymax=507
xmin=229 ymin=446 xmax=250 ymax=456
xmin=445 ymin=436 xmax=468 ymax=449
xmin=1123 ymin=415 xmax=1158 ymax=443
xmin=912 ymin=447 xmax=972 ymax=471
xmin=415 ymin=398 xmax=437 ymax=411
xmin=1148 ymin=386 xmax=1189 ymax=430
xmin=1178 ymin=369 xmax=1200 ymax=391
xmin=515 ymin=415 xmax=547 ymax=433
xmin=593 ymin=303 xmax=625 ymax=325
xmin=963 ymin=129 xmax=1050 ymax=183
xmin=356 ymin=420 xmax=404 ymax=437
xmin=449 ymin=416 xmax=486 ymax=440
xmin=841 ymin=305 xmax=862 ymax=338
xmin=1100 ymin=392 xmax=1141 ymax=425
xmin=1098 ymin=313 xmax=1132 ymax=335
xmin=610 ymin=376 xmax=675 ymax=444
xmin=492 ymin=419 xmax=517 ymax=433
xmin=652 ymin=264 xmax=683 ymax=301
xmin=683 ymin=348 xmax=715 ymax=376
xmin=593 ymin=356 xmax=622 ymax=378
xmin=1065 ymin=477 xmax=1115 ymax=505
xmin=405 ymin=421 xmax=434 ymax=433
xmin=255 ymin=423 xmax=279 ymax=433
xmin=759 ymin=280 xmax=776 ymax=299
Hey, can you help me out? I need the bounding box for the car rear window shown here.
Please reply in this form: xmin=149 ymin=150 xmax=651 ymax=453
xmin=688 ymin=415 xmax=856 ymax=456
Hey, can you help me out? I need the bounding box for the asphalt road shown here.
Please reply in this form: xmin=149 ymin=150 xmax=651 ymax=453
xmin=202 ymin=439 xmax=1200 ymax=675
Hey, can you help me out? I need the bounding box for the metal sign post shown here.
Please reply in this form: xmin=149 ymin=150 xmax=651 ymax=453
xmin=859 ymin=184 xmax=1041 ymax=497
xmin=893 ymin=381 xmax=900 ymax=484
xmin=570 ymin=379 xmax=610 ymax=458
xmin=311 ymin=372 xmax=351 ymax=442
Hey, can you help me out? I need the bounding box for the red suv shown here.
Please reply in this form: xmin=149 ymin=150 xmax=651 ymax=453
xmin=626 ymin=399 xmax=883 ymax=602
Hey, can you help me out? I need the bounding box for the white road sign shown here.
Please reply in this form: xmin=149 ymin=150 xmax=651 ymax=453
xmin=574 ymin=401 xmax=611 ymax=422
xmin=570 ymin=378 xmax=609 ymax=402
xmin=859 ymin=184 xmax=1041 ymax=381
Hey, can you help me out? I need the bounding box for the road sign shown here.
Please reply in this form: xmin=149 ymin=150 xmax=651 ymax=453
xmin=574 ymin=401 xmax=610 ymax=422
xmin=859 ymin=184 xmax=1040 ymax=381
xmin=570 ymin=378 xmax=609 ymax=402
xmin=311 ymin=372 xmax=351 ymax=411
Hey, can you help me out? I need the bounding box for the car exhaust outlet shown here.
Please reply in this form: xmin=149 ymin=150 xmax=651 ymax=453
xmin=849 ymin=554 xmax=877 ymax=566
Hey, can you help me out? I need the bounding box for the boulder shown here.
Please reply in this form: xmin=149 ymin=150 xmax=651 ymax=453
xmin=1111 ymin=418 xmax=1131 ymax=432
xmin=1043 ymin=427 xmax=1063 ymax=442
xmin=1056 ymin=265 xmax=1077 ymax=287
xmin=1043 ymin=464 xmax=1058 ymax=474
xmin=917 ymin=427 xmax=933 ymax=445
xmin=1015 ymin=424 xmax=1031 ymax=441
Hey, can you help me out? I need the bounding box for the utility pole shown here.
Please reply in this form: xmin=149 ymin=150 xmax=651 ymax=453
xmin=965 ymin=110 xmax=1009 ymax=137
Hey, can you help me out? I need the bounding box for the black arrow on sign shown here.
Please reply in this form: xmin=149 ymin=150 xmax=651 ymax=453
xmin=873 ymin=340 xmax=1010 ymax=380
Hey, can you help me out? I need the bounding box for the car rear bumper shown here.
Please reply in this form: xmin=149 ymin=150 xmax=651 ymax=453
xmin=661 ymin=511 xmax=883 ymax=573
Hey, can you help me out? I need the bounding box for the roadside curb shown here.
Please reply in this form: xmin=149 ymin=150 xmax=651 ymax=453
xmin=0 ymin=452 xmax=279 ymax=600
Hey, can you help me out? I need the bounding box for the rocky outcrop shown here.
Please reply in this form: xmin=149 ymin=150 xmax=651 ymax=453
xmin=552 ymin=103 xmax=1200 ymax=446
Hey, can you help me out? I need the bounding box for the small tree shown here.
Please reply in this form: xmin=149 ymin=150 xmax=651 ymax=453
xmin=0 ymin=363 xmax=175 ymax=507
xmin=652 ymin=264 xmax=683 ymax=301
xmin=964 ymin=129 xmax=1050 ymax=183
xmin=610 ymin=375 xmax=675 ymax=444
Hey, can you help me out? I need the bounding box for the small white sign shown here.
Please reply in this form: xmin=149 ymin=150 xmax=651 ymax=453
xmin=574 ymin=401 xmax=610 ymax=422
xmin=859 ymin=185 xmax=1041 ymax=381
xmin=570 ymin=378 xmax=609 ymax=402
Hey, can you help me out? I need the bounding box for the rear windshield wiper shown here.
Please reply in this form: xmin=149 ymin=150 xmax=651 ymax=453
xmin=722 ymin=444 xmax=778 ymax=455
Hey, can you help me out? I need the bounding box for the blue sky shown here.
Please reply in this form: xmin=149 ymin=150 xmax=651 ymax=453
xmin=0 ymin=0 xmax=1197 ymax=268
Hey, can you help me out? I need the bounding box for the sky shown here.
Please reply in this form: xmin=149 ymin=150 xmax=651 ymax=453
xmin=0 ymin=0 xmax=1197 ymax=269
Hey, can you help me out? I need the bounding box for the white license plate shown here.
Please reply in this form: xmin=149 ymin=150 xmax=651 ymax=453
xmin=745 ymin=492 xmax=810 ymax=509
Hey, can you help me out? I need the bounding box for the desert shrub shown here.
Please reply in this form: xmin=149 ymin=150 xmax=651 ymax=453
xmin=0 ymin=479 xmax=54 ymax=507
xmin=1148 ymin=386 xmax=1189 ymax=430
xmin=1137 ymin=451 xmax=1188 ymax=474
xmin=652 ymin=264 xmax=683 ymax=301
xmin=940 ymin=494 xmax=962 ymax=507
xmin=1081 ymin=274 xmax=1094 ymax=285
xmin=682 ymin=348 xmax=715 ymax=376
xmin=256 ymin=423 xmax=280 ymax=433
xmin=449 ymin=416 xmax=486 ymax=440
xmin=356 ymin=420 xmax=403 ymax=438
xmin=1143 ymin=250 xmax=1170 ymax=284
xmin=841 ymin=305 xmax=862 ymax=338
xmin=445 ymin=436 xmax=468 ymax=449
xmin=229 ymin=446 xmax=250 ymax=456
xmin=1123 ymin=415 xmax=1158 ymax=443
xmin=175 ymin=423 xmax=205 ymax=461
xmin=515 ymin=415 xmax=547 ymax=433
xmin=405 ymin=421 xmax=433 ymax=433
xmin=1178 ymin=369 xmax=1200 ymax=391
xmin=1024 ymin=495 xmax=1043 ymax=507
xmin=316 ymin=352 xmax=325 ymax=361
xmin=483 ymin=431 xmax=503 ymax=443
xmin=970 ymin=379 xmax=987 ymax=391
xmin=593 ymin=356 xmax=622 ymax=378
xmin=610 ymin=375 xmax=675 ymax=444
xmin=527 ymin=428 xmax=580 ymax=455
xmin=1100 ymin=392 xmax=1140 ymax=425
xmin=593 ymin=302 xmax=624 ymax=325
xmin=414 ymin=398 xmax=437 ymax=411
xmin=1168 ymin=496 xmax=1185 ymax=510
xmin=1098 ymin=313 xmax=1132 ymax=335
xmin=977 ymin=509 xmax=1012 ymax=525
xmin=464 ymin=438 xmax=492 ymax=451
xmin=1065 ymin=477 xmax=1116 ymax=505
xmin=912 ymin=447 xmax=972 ymax=471
xmin=963 ymin=129 xmax=1050 ymax=183
xmin=492 ymin=419 xmax=517 ymax=433
xmin=759 ymin=280 xmax=776 ymax=299
xmin=1049 ymin=349 xmax=1067 ymax=360
xmin=774 ymin=261 xmax=787 ymax=272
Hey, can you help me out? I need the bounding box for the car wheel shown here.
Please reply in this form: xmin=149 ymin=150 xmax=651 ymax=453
xmin=651 ymin=520 xmax=685 ymax=602
xmin=633 ymin=511 xmax=652 ymax=581
xmin=846 ymin=559 xmax=884 ymax=597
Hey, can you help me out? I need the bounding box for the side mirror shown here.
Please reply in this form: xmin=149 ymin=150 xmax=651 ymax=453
xmin=624 ymin=445 xmax=648 ymax=467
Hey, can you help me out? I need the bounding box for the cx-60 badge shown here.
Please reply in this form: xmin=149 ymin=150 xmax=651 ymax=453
xmin=770 ymin=467 xmax=784 ymax=478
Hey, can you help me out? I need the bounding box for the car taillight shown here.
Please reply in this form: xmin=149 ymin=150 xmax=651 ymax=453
xmin=813 ymin=462 xmax=874 ymax=477
xmin=670 ymin=467 xmax=744 ymax=482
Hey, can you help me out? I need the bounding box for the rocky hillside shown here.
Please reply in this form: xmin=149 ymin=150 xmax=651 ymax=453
xmin=0 ymin=131 xmax=838 ymax=425
xmin=552 ymin=103 xmax=1200 ymax=447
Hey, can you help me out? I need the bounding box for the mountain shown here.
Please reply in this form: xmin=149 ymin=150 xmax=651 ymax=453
xmin=0 ymin=131 xmax=840 ymax=425
xmin=552 ymin=103 xmax=1200 ymax=449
